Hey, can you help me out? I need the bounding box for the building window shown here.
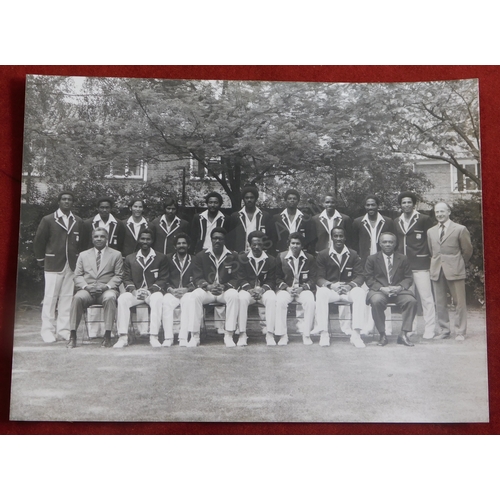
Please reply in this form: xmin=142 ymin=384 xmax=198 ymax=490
xmin=450 ymin=161 xmax=480 ymax=192
xmin=106 ymin=155 xmax=147 ymax=180
xmin=189 ymin=154 xmax=220 ymax=180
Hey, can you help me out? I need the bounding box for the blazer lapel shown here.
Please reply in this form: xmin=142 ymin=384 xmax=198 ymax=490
xmin=97 ymin=249 xmax=111 ymax=276
xmin=441 ymin=221 xmax=456 ymax=244
xmin=377 ymin=252 xmax=390 ymax=285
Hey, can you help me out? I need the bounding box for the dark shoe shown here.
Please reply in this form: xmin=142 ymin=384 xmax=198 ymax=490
xmin=377 ymin=334 xmax=388 ymax=346
xmin=433 ymin=332 xmax=451 ymax=340
xmin=397 ymin=332 xmax=414 ymax=347
xmin=101 ymin=331 xmax=112 ymax=348
xmin=66 ymin=334 xmax=77 ymax=349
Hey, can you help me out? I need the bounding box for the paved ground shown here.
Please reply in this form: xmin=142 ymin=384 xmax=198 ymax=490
xmin=9 ymin=308 xmax=489 ymax=422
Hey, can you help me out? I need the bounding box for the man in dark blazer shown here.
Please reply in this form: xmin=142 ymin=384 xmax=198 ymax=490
xmin=394 ymin=191 xmax=436 ymax=339
xmin=33 ymin=191 xmax=84 ymax=343
xmin=190 ymin=227 xmax=240 ymax=347
xmin=311 ymin=194 xmax=352 ymax=254
xmin=315 ymin=227 xmax=366 ymax=348
xmin=226 ymin=185 xmax=273 ymax=253
xmin=191 ymin=191 xmax=228 ymax=254
xmin=352 ymin=194 xmax=396 ymax=335
xmin=122 ymin=198 xmax=148 ymax=258
xmin=68 ymin=228 xmax=123 ymax=348
xmin=115 ymin=228 xmax=169 ymax=348
xmin=162 ymin=232 xmax=196 ymax=347
xmin=150 ymin=196 xmax=190 ymax=255
xmin=82 ymin=197 xmax=125 ymax=253
xmin=237 ymin=230 xmax=277 ymax=346
xmin=365 ymin=232 xmax=417 ymax=347
xmin=428 ymin=202 xmax=473 ymax=341
xmin=275 ymin=232 xmax=316 ymax=345
xmin=271 ymin=189 xmax=313 ymax=254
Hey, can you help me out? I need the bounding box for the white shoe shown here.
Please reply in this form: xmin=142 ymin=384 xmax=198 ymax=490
xmin=266 ymin=333 xmax=276 ymax=346
xmin=41 ymin=333 xmax=57 ymax=343
xmin=57 ymin=331 xmax=70 ymax=341
xmin=350 ymin=331 xmax=366 ymax=348
xmin=303 ymin=335 xmax=313 ymax=346
xmin=237 ymin=333 xmax=248 ymax=347
xmin=277 ymin=334 xmax=288 ymax=346
xmin=113 ymin=335 xmax=128 ymax=348
xmin=187 ymin=333 xmax=200 ymax=347
xmin=224 ymin=334 xmax=236 ymax=347
xmin=150 ymin=335 xmax=162 ymax=347
xmin=360 ymin=329 xmax=373 ymax=336
xmin=162 ymin=338 xmax=174 ymax=347
xmin=422 ymin=332 xmax=435 ymax=339
xmin=179 ymin=338 xmax=188 ymax=347
xmin=456 ymin=334 xmax=465 ymax=341
xmin=319 ymin=332 xmax=330 ymax=347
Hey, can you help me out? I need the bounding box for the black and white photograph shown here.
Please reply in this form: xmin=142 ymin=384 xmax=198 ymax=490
xmin=10 ymin=74 xmax=488 ymax=422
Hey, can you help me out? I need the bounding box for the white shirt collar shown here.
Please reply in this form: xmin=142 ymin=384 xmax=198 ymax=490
xmin=161 ymin=214 xmax=179 ymax=225
xmin=320 ymin=209 xmax=341 ymax=220
xmin=281 ymin=208 xmax=303 ymax=217
xmin=127 ymin=216 xmax=147 ymax=225
xmin=200 ymin=210 xmax=224 ymax=221
xmin=362 ymin=212 xmax=384 ymax=225
xmin=94 ymin=246 xmax=107 ymax=256
xmin=239 ymin=206 xmax=262 ymax=216
xmin=136 ymin=248 xmax=156 ymax=262
xmin=285 ymin=249 xmax=306 ymax=260
xmin=248 ymin=250 xmax=268 ymax=264
xmin=56 ymin=208 xmax=74 ymax=220
xmin=330 ymin=245 xmax=349 ymax=258
xmin=440 ymin=219 xmax=452 ymax=229
xmin=93 ymin=213 xmax=117 ymax=224
xmin=207 ymin=246 xmax=231 ymax=261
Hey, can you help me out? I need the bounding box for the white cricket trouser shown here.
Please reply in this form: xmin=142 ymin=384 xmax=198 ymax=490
xmin=116 ymin=291 xmax=163 ymax=335
xmin=275 ymin=290 xmax=315 ymax=337
xmin=41 ymin=263 xmax=74 ymax=342
xmin=190 ymin=287 xmax=239 ymax=334
xmin=238 ymin=289 xmax=276 ymax=334
xmin=162 ymin=292 xmax=193 ymax=340
xmin=411 ymin=270 xmax=436 ymax=336
xmin=315 ymin=286 xmax=366 ymax=333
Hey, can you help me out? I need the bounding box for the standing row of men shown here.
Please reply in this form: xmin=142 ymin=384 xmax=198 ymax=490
xmin=33 ymin=188 xmax=473 ymax=346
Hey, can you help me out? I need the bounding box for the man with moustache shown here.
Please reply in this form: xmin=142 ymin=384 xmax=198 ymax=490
xmin=428 ymin=202 xmax=473 ymax=341
xmin=190 ymin=227 xmax=240 ymax=347
xmin=162 ymin=233 xmax=196 ymax=347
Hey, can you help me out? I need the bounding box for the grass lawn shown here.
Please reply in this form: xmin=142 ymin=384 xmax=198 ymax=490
xmin=9 ymin=308 xmax=489 ymax=422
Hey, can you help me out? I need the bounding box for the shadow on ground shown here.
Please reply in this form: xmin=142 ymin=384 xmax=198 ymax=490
xmin=9 ymin=309 xmax=489 ymax=423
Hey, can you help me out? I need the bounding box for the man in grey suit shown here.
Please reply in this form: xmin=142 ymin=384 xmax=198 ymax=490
xmin=428 ymin=202 xmax=473 ymax=341
xmin=67 ymin=227 xmax=123 ymax=348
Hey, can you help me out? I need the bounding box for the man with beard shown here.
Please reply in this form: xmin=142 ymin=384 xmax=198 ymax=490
xmin=162 ymin=233 xmax=196 ymax=347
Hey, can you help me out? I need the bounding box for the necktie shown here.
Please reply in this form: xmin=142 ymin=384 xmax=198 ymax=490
xmin=440 ymin=223 xmax=445 ymax=243
xmin=387 ymin=256 xmax=393 ymax=284
xmin=96 ymin=250 xmax=101 ymax=271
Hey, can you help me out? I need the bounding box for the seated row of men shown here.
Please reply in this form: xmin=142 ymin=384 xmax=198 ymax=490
xmin=34 ymin=189 xmax=473 ymax=345
xmin=67 ymin=224 xmax=421 ymax=349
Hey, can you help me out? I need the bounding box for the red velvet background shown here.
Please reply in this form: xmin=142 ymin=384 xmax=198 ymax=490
xmin=0 ymin=65 xmax=498 ymax=435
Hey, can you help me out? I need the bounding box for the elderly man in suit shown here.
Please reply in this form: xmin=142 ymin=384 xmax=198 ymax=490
xmin=365 ymin=232 xmax=417 ymax=347
xmin=34 ymin=191 xmax=84 ymax=343
xmin=315 ymin=227 xmax=366 ymax=348
xmin=237 ymin=230 xmax=277 ymax=347
xmin=275 ymin=232 xmax=316 ymax=345
xmin=115 ymin=228 xmax=169 ymax=348
xmin=428 ymin=202 xmax=473 ymax=341
xmin=67 ymin=227 xmax=123 ymax=348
